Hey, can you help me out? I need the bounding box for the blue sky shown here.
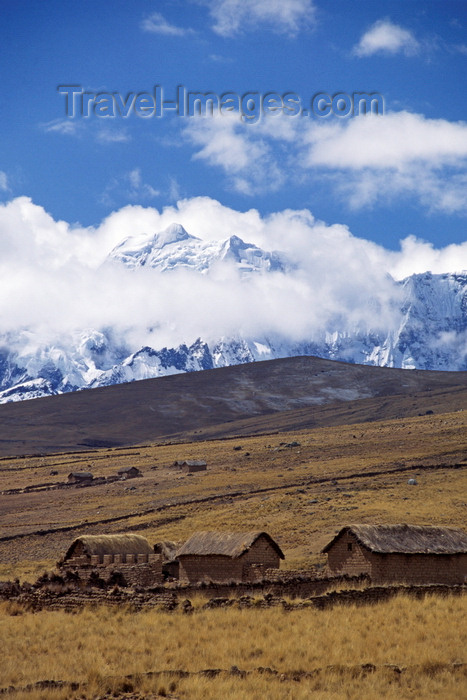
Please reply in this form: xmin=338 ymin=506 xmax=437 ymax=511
xmin=1 ymin=0 xmax=467 ymax=252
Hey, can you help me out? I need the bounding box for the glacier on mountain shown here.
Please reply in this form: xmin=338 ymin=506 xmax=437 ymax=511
xmin=107 ymin=223 xmax=286 ymax=274
xmin=1 ymin=223 xmax=467 ymax=403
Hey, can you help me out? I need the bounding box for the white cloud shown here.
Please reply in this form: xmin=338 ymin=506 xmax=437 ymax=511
xmin=2 ymin=195 xmax=467 ymax=357
xmin=202 ymin=0 xmax=315 ymax=37
xmin=304 ymin=112 xmax=467 ymax=170
xmin=140 ymin=12 xmax=194 ymax=36
xmin=41 ymin=119 xmax=83 ymax=137
xmin=168 ymin=176 xmax=182 ymax=202
xmin=0 ymin=171 xmax=9 ymax=192
xmin=42 ymin=119 xmax=130 ymax=145
xmin=302 ymin=111 xmax=467 ymax=213
xmin=354 ymin=19 xmax=420 ymax=57
xmin=100 ymin=168 xmax=160 ymax=208
xmin=182 ymin=110 xmax=467 ymax=213
xmin=96 ymin=129 xmax=131 ymax=144
xmin=184 ymin=114 xmax=285 ymax=194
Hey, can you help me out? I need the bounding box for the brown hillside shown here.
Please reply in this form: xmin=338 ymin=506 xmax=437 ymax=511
xmin=0 ymin=355 xmax=466 ymax=456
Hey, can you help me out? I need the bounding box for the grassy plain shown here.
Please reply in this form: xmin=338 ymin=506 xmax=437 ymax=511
xmin=0 ymin=594 xmax=465 ymax=699
xmin=0 ymin=404 xmax=466 ymax=698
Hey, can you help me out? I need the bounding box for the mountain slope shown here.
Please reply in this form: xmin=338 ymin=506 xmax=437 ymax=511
xmin=0 ymin=354 xmax=466 ymax=456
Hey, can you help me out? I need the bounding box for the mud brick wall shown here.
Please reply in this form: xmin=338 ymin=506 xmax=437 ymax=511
xmin=372 ymin=552 xmax=467 ymax=585
xmin=178 ymin=555 xmax=243 ymax=584
xmin=325 ymin=532 xmax=373 ymax=578
xmin=241 ymin=537 xmax=281 ymax=571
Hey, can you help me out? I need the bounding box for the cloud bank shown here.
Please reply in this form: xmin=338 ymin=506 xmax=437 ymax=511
xmin=184 ymin=110 xmax=467 ymax=213
xmin=0 ymin=195 xmax=466 ymax=356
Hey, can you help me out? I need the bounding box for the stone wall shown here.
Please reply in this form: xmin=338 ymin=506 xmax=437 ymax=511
xmin=115 ymin=561 xmax=162 ymax=587
xmin=1 ymin=580 xmax=464 ymax=614
xmin=175 ymin=573 xmax=370 ymax=599
xmin=62 ymin=556 xmax=162 ymax=587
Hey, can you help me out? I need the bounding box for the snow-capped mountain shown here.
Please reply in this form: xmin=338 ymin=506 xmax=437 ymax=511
xmin=1 ymin=223 xmax=467 ymax=403
xmin=107 ymin=223 xmax=286 ymax=274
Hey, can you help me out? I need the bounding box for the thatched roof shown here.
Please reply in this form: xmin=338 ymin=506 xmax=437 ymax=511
xmin=64 ymin=534 xmax=153 ymax=560
xmin=68 ymin=472 xmax=93 ymax=479
xmin=153 ymin=541 xmax=179 ymax=562
xmin=117 ymin=466 xmax=141 ymax=474
xmin=322 ymin=524 xmax=467 ymax=555
xmin=174 ymin=460 xmax=207 ymax=467
xmin=176 ymin=531 xmax=285 ymax=559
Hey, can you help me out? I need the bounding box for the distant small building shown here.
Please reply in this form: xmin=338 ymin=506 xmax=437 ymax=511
xmin=117 ymin=466 xmax=142 ymax=479
xmin=176 ymin=531 xmax=285 ymax=584
xmin=322 ymin=523 xmax=467 ymax=585
xmin=67 ymin=471 xmax=93 ymax=484
xmin=173 ymin=460 xmax=207 ymax=473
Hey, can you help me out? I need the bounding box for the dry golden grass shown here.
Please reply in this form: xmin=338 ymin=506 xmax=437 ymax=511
xmin=0 ymin=594 xmax=465 ymax=699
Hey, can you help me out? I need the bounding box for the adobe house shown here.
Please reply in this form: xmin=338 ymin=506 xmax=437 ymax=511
xmin=322 ymin=524 xmax=467 ymax=585
xmin=174 ymin=460 xmax=207 ymax=473
xmin=117 ymin=466 xmax=142 ymax=479
xmin=63 ymin=534 xmax=156 ymax=566
xmin=67 ymin=471 xmax=93 ymax=484
xmin=176 ymin=531 xmax=285 ymax=584
xmin=61 ymin=534 xmax=162 ymax=586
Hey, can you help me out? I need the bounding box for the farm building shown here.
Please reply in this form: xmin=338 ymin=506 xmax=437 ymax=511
xmin=63 ymin=534 xmax=156 ymax=566
xmin=176 ymin=531 xmax=285 ymax=583
xmin=61 ymin=534 xmax=162 ymax=586
xmin=174 ymin=460 xmax=207 ymax=473
xmin=322 ymin=524 xmax=467 ymax=585
xmin=117 ymin=466 xmax=142 ymax=479
xmin=67 ymin=471 xmax=93 ymax=484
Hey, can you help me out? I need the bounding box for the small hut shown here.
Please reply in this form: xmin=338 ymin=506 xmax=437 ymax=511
xmin=176 ymin=531 xmax=284 ymax=583
xmin=322 ymin=523 xmax=467 ymax=585
xmin=173 ymin=460 xmax=207 ymax=473
xmin=67 ymin=472 xmax=93 ymax=484
xmin=63 ymin=534 xmax=155 ymax=567
xmin=117 ymin=466 xmax=142 ymax=479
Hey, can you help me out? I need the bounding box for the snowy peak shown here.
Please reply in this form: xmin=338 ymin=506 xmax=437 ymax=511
xmin=218 ymin=235 xmax=285 ymax=273
xmin=107 ymin=224 xmax=286 ymax=274
xmin=108 ymin=223 xmax=197 ymax=269
xmin=150 ymin=223 xmax=193 ymax=249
